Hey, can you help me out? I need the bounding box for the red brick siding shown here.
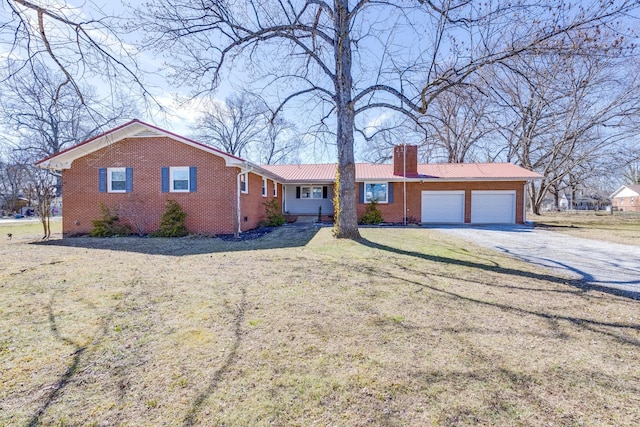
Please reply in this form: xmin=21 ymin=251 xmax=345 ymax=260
xmin=393 ymin=145 xmax=418 ymax=176
xmin=356 ymin=181 xmax=527 ymax=223
xmin=240 ymin=174 xmax=281 ymax=231
xmin=61 ymin=136 xmax=280 ymax=236
xmin=612 ymin=196 xmax=640 ymax=212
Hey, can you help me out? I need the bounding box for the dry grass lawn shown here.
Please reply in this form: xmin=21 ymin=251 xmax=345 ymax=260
xmin=1 ymin=219 xmax=639 ymax=426
xmin=529 ymin=211 xmax=640 ymax=245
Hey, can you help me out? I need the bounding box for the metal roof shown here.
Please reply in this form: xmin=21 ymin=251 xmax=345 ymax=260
xmin=263 ymin=162 xmax=542 ymax=182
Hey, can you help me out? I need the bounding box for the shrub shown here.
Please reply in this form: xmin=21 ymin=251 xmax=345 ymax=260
xmin=261 ymin=199 xmax=286 ymax=227
xmin=153 ymin=199 xmax=189 ymax=237
xmin=359 ymin=200 xmax=384 ymax=225
xmin=91 ymin=204 xmax=131 ymax=237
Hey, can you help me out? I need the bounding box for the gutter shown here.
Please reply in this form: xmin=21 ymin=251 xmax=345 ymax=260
xmin=237 ymin=162 xmax=254 ymax=235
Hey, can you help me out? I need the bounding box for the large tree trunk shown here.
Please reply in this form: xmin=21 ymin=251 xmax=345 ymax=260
xmin=333 ymin=0 xmax=360 ymax=239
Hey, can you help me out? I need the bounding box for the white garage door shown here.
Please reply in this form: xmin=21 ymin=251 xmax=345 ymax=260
xmin=421 ymin=191 xmax=465 ymax=223
xmin=471 ymin=191 xmax=516 ymax=224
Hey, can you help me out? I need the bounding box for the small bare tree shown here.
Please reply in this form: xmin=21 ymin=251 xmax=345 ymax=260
xmin=118 ymin=196 xmax=155 ymax=237
xmin=23 ymin=165 xmax=56 ymax=239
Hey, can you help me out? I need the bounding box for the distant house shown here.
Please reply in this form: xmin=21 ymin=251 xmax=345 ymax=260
xmin=36 ymin=120 xmax=542 ymax=236
xmin=0 ymin=193 xmax=29 ymax=215
xmin=541 ymin=193 xmax=569 ymax=211
xmin=610 ymin=184 xmax=640 ymax=212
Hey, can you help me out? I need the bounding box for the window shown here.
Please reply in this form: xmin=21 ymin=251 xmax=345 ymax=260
xmin=632 ymin=197 xmax=635 ymax=205
xmin=365 ymin=183 xmax=388 ymax=203
xmin=171 ymin=167 xmax=190 ymax=192
xmin=297 ymin=186 xmax=327 ymax=199
xmin=301 ymin=186 xmax=323 ymax=199
xmin=99 ymin=167 xmax=132 ymax=193
xmin=161 ymin=166 xmax=196 ymax=193
xmin=240 ymin=173 xmax=248 ymax=194
xmin=273 ymin=181 xmax=277 ymax=197
xmin=262 ymin=177 xmax=267 ymax=197
xmin=109 ymin=168 xmax=126 ymax=192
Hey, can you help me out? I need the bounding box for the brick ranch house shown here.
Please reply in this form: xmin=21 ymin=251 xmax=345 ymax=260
xmin=610 ymin=184 xmax=640 ymax=212
xmin=36 ymin=119 xmax=542 ymax=236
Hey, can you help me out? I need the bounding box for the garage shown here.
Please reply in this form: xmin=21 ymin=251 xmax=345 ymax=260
xmin=471 ymin=190 xmax=516 ymax=224
xmin=421 ymin=191 xmax=465 ymax=223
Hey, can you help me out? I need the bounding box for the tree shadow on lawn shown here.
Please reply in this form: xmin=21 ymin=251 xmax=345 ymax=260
xmin=355 ymin=239 xmax=640 ymax=347
xmin=183 ymin=287 xmax=246 ymax=426
xmin=357 ymin=238 xmax=640 ymax=301
xmin=28 ymin=290 xmax=118 ymax=427
xmin=31 ymin=225 xmax=320 ymax=256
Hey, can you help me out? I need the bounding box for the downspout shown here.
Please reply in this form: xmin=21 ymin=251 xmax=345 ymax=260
xmin=237 ymin=170 xmax=243 ymax=235
xmin=236 ymin=162 xmax=254 ymax=235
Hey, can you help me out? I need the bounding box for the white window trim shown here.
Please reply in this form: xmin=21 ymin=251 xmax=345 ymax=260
xmin=301 ymin=185 xmax=324 ymax=199
xmin=273 ymin=180 xmax=277 ymax=197
xmin=107 ymin=167 xmax=126 ymax=193
xmin=170 ymin=166 xmax=190 ymax=193
xmin=262 ymin=177 xmax=268 ymax=197
xmin=365 ymin=182 xmax=388 ymax=203
xmin=240 ymin=173 xmax=248 ymax=194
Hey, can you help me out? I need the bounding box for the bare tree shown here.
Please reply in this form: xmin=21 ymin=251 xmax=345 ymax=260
xmin=1 ymin=63 xmax=137 ymax=161
xmin=423 ymin=83 xmax=498 ymax=163
xmin=622 ymin=162 xmax=640 ymax=185
xmin=492 ymin=50 xmax=640 ymax=214
xmin=258 ymin=117 xmax=303 ymax=165
xmin=0 ymin=150 xmax=26 ymax=214
xmin=194 ymin=92 xmax=268 ymax=158
xmin=140 ymin=0 xmax=640 ymax=237
xmin=23 ymin=165 xmax=56 ymax=239
xmin=0 ymin=0 xmax=151 ymax=105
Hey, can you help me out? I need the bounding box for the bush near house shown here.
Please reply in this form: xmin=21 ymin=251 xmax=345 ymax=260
xmin=359 ymin=200 xmax=384 ymax=225
xmin=90 ymin=204 xmax=131 ymax=237
xmin=261 ymin=199 xmax=286 ymax=227
xmin=153 ymin=199 xmax=189 ymax=237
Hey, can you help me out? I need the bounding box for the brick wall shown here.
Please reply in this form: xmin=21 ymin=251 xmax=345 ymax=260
xmin=61 ymin=136 xmax=280 ymax=236
xmin=612 ymin=196 xmax=640 ymax=212
xmin=239 ymin=173 xmax=281 ymax=231
xmin=356 ymin=180 xmax=527 ymax=223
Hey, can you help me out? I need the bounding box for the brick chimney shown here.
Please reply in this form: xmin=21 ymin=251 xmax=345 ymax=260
xmin=393 ymin=145 xmax=418 ymax=177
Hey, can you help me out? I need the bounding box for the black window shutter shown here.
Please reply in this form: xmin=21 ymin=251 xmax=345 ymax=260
xmin=296 ymin=186 xmax=300 ymax=199
xmin=323 ymin=186 xmax=328 ymax=199
xmin=125 ymin=167 xmax=133 ymax=193
xmin=99 ymin=168 xmax=107 ymax=193
xmin=358 ymin=182 xmax=364 ymax=203
xmin=388 ymin=182 xmax=394 ymax=203
xmin=161 ymin=167 xmax=169 ymax=193
xmin=189 ymin=166 xmax=197 ymax=192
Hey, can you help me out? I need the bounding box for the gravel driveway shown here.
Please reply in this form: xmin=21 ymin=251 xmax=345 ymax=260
xmin=433 ymin=225 xmax=640 ymax=299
